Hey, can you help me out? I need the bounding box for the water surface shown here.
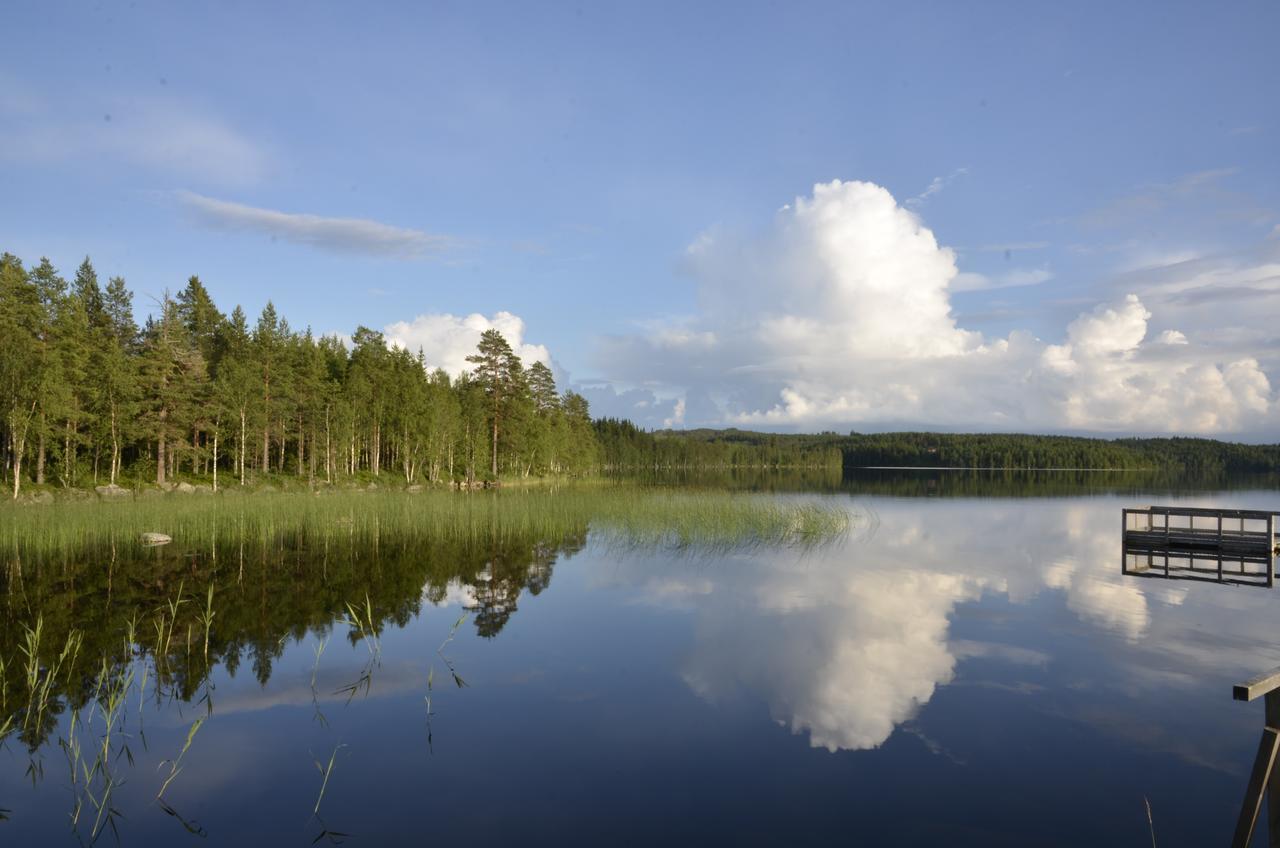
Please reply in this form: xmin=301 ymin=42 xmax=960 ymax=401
xmin=2 ymin=473 xmax=1277 ymax=846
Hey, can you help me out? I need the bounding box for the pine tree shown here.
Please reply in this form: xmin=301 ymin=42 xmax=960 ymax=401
xmin=96 ymin=277 xmax=139 ymax=484
xmin=73 ymin=257 xmax=104 ymax=328
xmin=466 ymin=329 xmax=524 ymax=479
xmin=0 ymin=254 xmax=47 ymax=498
xmin=139 ymin=293 xmax=205 ymax=485
xmin=214 ymin=306 xmax=258 ymax=485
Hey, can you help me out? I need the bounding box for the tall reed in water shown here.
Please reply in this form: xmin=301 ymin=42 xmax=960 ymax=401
xmin=0 ymin=486 xmax=851 ymax=560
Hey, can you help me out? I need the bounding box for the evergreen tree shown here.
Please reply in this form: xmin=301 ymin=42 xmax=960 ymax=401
xmin=96 ymin=277 xmax=138 ymax=484
xmin=138 ymin=293 xmax=205 ymax=485
xmin=465 ymin=329 xmax=524 ymax=479
xmin=72 ymin=257 xmax=104 ymax=328
xmin=0 ymin=254 xmax=46 ymax=498
xmin=214 ymin=306 xmax=258 ymax=485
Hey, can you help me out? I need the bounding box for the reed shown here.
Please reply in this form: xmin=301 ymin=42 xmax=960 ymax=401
xmin=0 ymin=486 xmax=851 ymax=562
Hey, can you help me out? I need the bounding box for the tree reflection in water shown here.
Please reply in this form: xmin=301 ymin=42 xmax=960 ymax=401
xmin=0 ymin=519 xmax=588 ymax=832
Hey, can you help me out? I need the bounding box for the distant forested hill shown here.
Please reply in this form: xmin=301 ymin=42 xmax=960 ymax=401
xmin=594 ymin=422 xmax=1280 ymax=473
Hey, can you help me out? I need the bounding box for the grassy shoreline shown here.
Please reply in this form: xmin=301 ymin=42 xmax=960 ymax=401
xmin=0 ymin=483 xmax=853 ymax=559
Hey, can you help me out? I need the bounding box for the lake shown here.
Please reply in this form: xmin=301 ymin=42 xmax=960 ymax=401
xmin=1 ymin=471 xmax=1278 ymax=846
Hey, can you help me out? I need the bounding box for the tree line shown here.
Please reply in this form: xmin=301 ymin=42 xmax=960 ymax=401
xmin=0 ymin=253 xmax=601 ymax=498
xmin=4 ymin=251 xmax=1275 ymax=500
xmin=611 ymin=428 xmax=1280 ymax=473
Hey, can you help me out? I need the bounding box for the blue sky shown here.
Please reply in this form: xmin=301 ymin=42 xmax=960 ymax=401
xmin=3 ymin=1 xmax=1278 ymax=434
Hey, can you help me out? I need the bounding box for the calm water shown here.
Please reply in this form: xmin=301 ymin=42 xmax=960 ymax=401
xmin=2 ymin=472 xmax=1278 ymax=846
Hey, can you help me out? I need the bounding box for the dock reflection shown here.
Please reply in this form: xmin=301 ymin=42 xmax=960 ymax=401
xmin=1122 ymin=543 xmax=1274 ymax=587
xmin=1121 ymin=505 xmax=1278 ymax=588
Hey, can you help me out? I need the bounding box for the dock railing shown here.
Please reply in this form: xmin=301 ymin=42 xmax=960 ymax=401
xmin=1122 ymin=507 xmax=1277 ymax=588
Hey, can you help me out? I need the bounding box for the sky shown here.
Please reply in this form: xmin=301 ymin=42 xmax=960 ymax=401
xmin=2 ymin=1 xmax=1278 ymax=437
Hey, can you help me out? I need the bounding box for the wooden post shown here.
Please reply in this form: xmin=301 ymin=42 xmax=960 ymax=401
xmin=1269 ymin=513 xmax=1275 ymax=589
xmin=1264 ymin=512 xmax=1274 ymax=591
xmin=1233 ymin=726 xmax=1280 ymax=848
xmin=1269 ymin=691 xmax=1280 ymax=848
xmin=1233 ymin=668 xmax=1280 ymax=847
xmin=1122 ymin=509 xmax=1129 ymax=574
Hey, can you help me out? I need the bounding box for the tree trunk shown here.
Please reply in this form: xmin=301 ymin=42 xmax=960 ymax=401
xmin=239 ymin=408 xmax=247 ymax=485
xmin=35 ymin=412 xmax=45 ymax=485
xmin=157 ymin=430 xmax=166 ymax=486
xmin=491 ymin=417 xmax=499 ymax=478
xmin=212 ymin=430 xmax=218 ymax=492
xmin=64 ymin=420 xmax=73 ymax=488
xmin=10 ymin=402 xmax=35 ymax=499
xmin=324 ymin=406 xmax=331 ymax=484
xmin=109 ymin=402 xmax=120 ymax=484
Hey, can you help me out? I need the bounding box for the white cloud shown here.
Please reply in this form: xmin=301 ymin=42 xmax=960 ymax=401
xmin=384 ymin=310 xmax=550 ymax=377
xmin=906 ymin=167 xmax=969 ymax=208
xmin=951 ymin=266 xmax=1053 ymax=292
xmin=0 ymin=90 xmax=269 ymax=186
xmin=598 ymin=497 xmax=1244 ymax=753
xmin=176 ymin=191 xmax=452 ymax=258
xmin=596 ymin=179 xmax=1275 ymax=434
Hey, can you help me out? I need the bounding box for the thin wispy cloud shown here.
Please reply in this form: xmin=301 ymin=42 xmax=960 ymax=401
xmin=1080 ymin=168 xmax=1269 ymax=230
xmin=952 ymin=267 xmax=1054 ymax=292
xmin=971 ymin=241 xmax=1050 ymax=253
xmin=0 ymin=82 xmax=269 ymax=186
xmin=176 ymin=191 xmax=454 ymax=259
xmin=906 ymin=167 xmax=969 ymax=208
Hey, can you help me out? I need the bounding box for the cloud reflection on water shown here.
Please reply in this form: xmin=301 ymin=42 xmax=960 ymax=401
xmin=604 ymin=495 xmax=1277 ymax=754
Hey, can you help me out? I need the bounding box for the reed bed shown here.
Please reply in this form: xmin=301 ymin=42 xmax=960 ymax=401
xmin=0 ymin=485 xmax=852 ymax=561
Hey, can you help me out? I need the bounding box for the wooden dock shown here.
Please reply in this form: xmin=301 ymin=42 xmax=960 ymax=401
xmin=1122 ymin=506 xmax=1278 ymax=587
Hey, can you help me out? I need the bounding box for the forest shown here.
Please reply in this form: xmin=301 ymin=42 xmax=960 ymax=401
xmin=2 ymin=251 xmax=1276 ymax=501
xmin=0 ymin=253 xmax=604 ymax=499
xmin=620 ymin=428 xmax=1280 ymax=473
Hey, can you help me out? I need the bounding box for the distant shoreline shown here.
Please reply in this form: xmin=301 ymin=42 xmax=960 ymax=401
xmin=855 ymin=466 xmax=1160 ymax=472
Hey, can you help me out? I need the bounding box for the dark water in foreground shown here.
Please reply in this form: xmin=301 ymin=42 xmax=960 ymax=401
xmin=2 ymin=471 xmax=1279 ymax=846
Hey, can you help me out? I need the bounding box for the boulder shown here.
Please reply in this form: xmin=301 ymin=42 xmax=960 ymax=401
xmin=175 ymin=481 xmax=197 ymax=494
xmin=407 ymin=484 xmax=424 ymax=493
xmin=95 ymin=484 xmax=132 ymax=500
xmin=140 ymin=532 xmax=172 ymax=546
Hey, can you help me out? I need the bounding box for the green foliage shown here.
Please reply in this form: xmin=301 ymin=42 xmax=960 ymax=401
xmin=2 ymin=249 xmax=1275 ymax=497
xmin=595 ymin=424 xmax=1280 ymax=475
xmin=0 ymin=253 xmax=608 ymax=493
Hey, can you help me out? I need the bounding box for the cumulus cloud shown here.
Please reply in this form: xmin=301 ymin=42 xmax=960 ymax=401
xmin=177 ymin=191 xmax=453 ymax=258
xmin=384 ymin=310 xmax=550 ymax=376
xmin=596 ymin=179 xmax=1275 ymax=434
xmin=597 ymin=497 xmax=1232 ymax=753
xmin=681 ymin=569 xmax=984 ymax=751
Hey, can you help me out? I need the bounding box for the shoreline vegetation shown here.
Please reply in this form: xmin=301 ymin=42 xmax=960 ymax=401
xmin=0 ymin=487 xmax=853 ymax=559
xmin=2 ymin=254 xmax=1275 ymax=505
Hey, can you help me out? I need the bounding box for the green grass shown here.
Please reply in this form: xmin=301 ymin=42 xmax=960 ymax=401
xmin=0 ymin=484 xmax=852 ymax=561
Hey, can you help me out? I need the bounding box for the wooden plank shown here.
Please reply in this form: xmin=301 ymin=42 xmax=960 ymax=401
xmin=1268 ymin=693 xmax=1280 ymax=848
xmin=1145 ymin=506 xmax=1278 ymax=520
xmin=1232 ymin=726 xmax=1280 ymax=848
xmin=1236 ymin=667 xmax=1280 ymax=702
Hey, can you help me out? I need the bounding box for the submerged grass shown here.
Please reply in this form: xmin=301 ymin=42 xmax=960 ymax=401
xmin=0 ymin=485 xmax=851 ymax=560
